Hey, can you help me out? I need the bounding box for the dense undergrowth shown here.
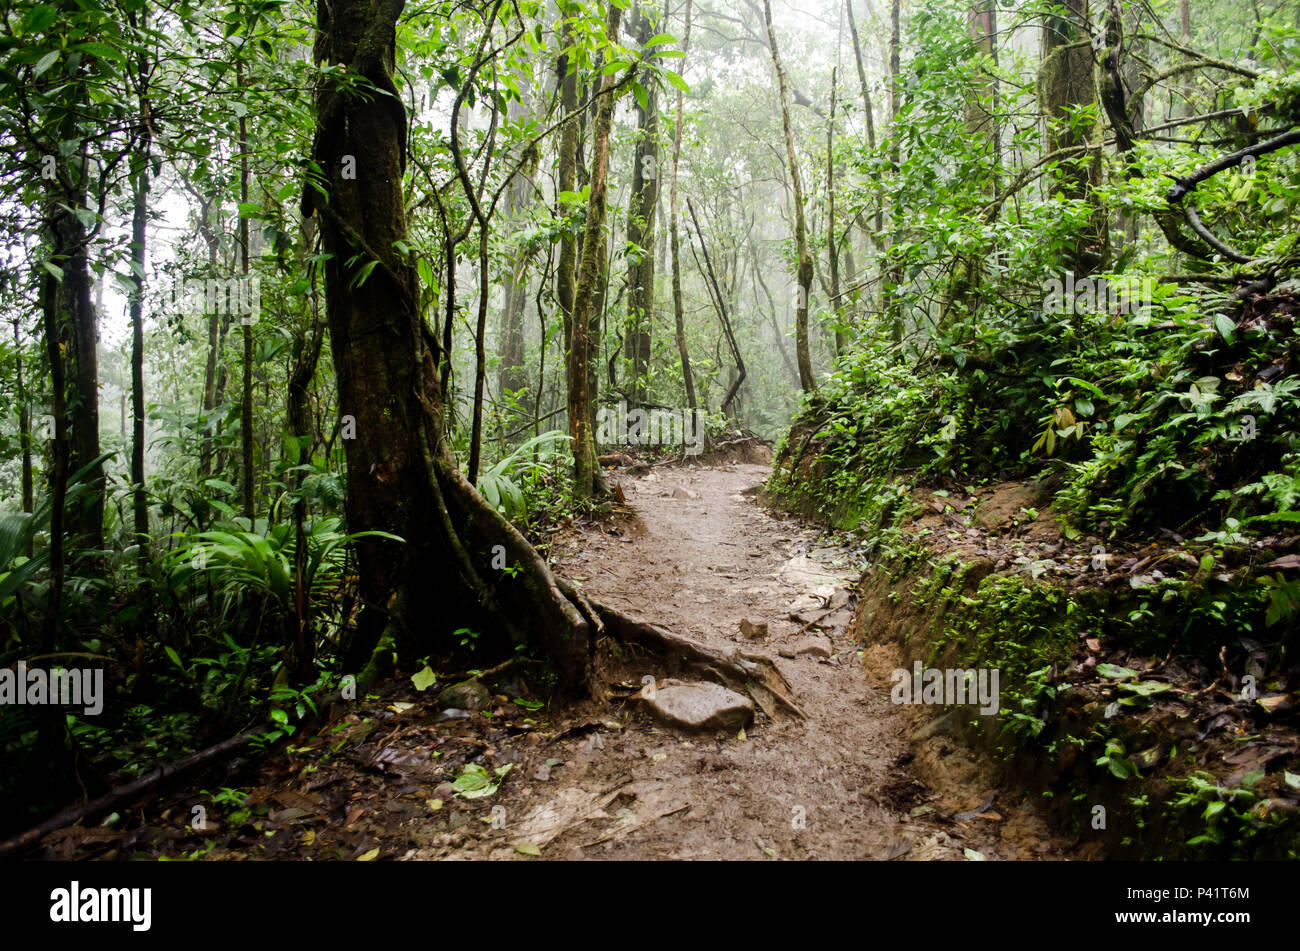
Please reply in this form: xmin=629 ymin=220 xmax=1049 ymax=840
xmin=765 ymin=50 xmax=1300 ymax=855
xmin=0 ymin=432 xmax=578 ymax=834
xmin=769 ymin=275 xmax=1300 ymax=857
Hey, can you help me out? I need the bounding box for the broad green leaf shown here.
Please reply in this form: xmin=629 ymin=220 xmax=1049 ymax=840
xmin=1096 ymin=663 xmax=1139 ymax=681
xmin=31 ymin=50 xmax=59 ymax=77
xmin=411 ymin=665 xmax=436 ymax=692
xmin=23 ymin=6 xmax=58 ymax=34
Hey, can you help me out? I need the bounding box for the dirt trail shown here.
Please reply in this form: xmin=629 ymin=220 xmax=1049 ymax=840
xmin=411 ymin=462 xmax=1069 ymax=860
xmin=85 ymin=462 xmax=1071 ymax=863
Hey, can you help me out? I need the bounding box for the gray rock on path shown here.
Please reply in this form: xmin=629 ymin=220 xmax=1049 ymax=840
xmin=440 ymin=679 xmax=490 ymax=711
xmin=795 ymin=635 xmax=834 ymax=659
xmin=739 ymin=618 xmax=768 ymax=639
xmin=779 ymin=635 xmax=833 ymax=660
xmin=639 ymin=680 xmax=754 ymax=732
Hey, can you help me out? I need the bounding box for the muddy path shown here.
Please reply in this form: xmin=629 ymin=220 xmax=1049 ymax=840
xmin=403 ymin=462 xmax=1072 ymax=860
xmin=69 ymin=462 xmax=1074 ymax=862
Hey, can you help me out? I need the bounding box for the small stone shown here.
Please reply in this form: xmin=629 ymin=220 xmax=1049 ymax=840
xmin=671 ymin=487 xmax=700 ymax=500
xmin=794 ymin=635 xmax=833 ymax=659
xmin=739 ymin=618 xmax=768 ymax=639
xmin=640 ymin=680 xmax=754 ymax=732
xmin=440 ymin=679 xmax=490 ymax=711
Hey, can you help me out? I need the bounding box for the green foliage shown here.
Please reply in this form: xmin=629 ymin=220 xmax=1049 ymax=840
xmin=165 ymin=518 xmax=402 ymax=623
xmin=474 ymin=430 xmax=571 ymax=522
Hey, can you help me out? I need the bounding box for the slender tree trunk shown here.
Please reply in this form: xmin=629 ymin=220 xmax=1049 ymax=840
xmin=669 ymin=0 xmax=695 ymax=410
xmin=966 ymin=1 xmax=999 ymax=196
xmin=129 ymin=24 xmax=151 ymax=564
xmin=688 ymin=199 xmax=745 ymax=416
xmin=752 ymin=246 xmax=799 ymax=385
xmin=288 ymin=213 xmax=325 ymax=682
xmin=624 ymin=3 xmax=660 ymax=406
xmin=936 ymin=0 xmax=1000 ymax=327
xmin=1039 ymin=0 xmax=1108 ymax=273
xmin=885 ymin=0 xmax=904 ymax=347
xmin=827 ymin=68 xmax=843 ymax=355
xmin=556 ymin=16 xmax=579 ymax=356
xmin=569 ymin=4 xmax=622 ymax=499
xmin=196 ymin=191 xmax=223 ymax=481
xmin=238 ymin=62 xmax=255 ymax=522
xmin=14 ymin=317 xmax=33 ymax=519
xmin=453 ymin=35 xmax=504 ymax=487
xmin=762 ymin=0 xmax=814 ymax=393
xmin=845 ymin=0 xmax=882 ymax=236
xmin=498 ymin=117 xmax=535 ymax=407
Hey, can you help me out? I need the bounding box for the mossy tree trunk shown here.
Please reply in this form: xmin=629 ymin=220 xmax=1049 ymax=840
xmin=567 ymin=4 xmax=621 ymax=499
xmin=1039 ymin=0 xmax=1109 ymax=274
xmin=309 ymin=0 xmax=598 ymax=692
xmin=624 ymin=3 xmax=660 ymax=406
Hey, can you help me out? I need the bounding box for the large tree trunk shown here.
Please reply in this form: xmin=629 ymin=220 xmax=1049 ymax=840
xmin=49 ymin=184 xmax=103 ymax=552
xmin=568 ymin=4 xmax=621 ymax=500
xmin=763 ymin=0 xmax=814 ymax=394
xmin=309 ymin=0 xmax=597 ymax=692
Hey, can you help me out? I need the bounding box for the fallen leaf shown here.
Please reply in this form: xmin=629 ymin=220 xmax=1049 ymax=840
xmin=1097 ymin=663 xmax=1139 ymax=682
xmin=516 ymin=841 xmax=542 ymax=856
xmin=356 ymin=847 xmax=380 ymax=861
xmin=411 ymin=665 xmax=437 ymax=692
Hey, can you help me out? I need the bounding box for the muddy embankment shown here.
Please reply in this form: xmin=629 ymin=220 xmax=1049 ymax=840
xmin=770 ymin=442 xmax=1300 ymax=860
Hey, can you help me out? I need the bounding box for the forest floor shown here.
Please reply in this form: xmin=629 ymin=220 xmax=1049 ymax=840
xmin=54 ymin=461 xmax=1080 ymax=861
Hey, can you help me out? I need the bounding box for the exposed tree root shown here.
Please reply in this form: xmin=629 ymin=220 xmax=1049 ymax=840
xmin=574 ymin=591 xmax=807 ymax=719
